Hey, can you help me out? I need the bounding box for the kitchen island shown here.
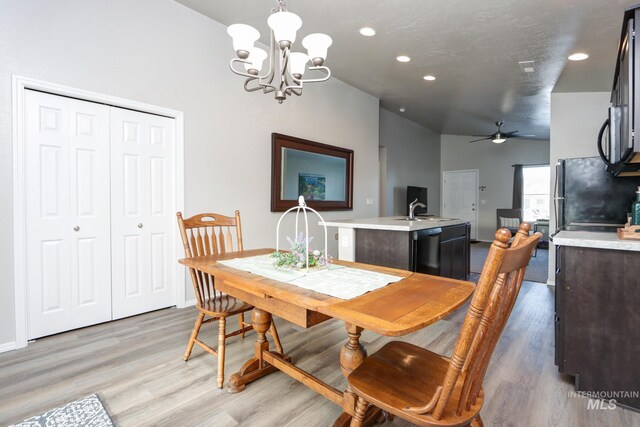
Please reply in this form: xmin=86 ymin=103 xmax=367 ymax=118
xmin=553 ymin=231 xmax=640 ymax=410
xmin=324 ymin=216 xmax=470 ymax=280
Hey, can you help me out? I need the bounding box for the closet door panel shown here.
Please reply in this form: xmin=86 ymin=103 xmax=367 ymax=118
xmin=111 ymin=108 xmax=175 ymax=319
xmin=25 ymin=91 xmax=111 ymax=339
xmin=68 ymin=98 xmax=112 ymax=324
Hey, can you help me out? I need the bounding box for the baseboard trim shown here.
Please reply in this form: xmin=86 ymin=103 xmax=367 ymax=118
xmin=547 ymin=279 xmax=555 ymax=286
xmin=0 ymin=341 xmax=17 ymax=354
xmin=183 ymin=298 xmax=196 ymax=307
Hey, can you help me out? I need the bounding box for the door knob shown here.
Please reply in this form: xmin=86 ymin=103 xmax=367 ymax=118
xmin=138 ymin=223 xmax=143 ymax=228
xmin=73 ymin=226 xmax=80 ymax=232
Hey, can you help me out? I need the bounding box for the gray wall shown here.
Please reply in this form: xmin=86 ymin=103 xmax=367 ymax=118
xmin=0 ymin=0 xmax=380 ymax=347
xmin=548 ymin=91 xmax=610 ymax=284
xmin=441 ymin=134 xmax=550 ymax=241
xmin=379 ymin=108 xmax=441 ymax=216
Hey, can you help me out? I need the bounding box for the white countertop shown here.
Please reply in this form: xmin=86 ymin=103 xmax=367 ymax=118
xmin=322 ymin=216 xmax=467 ymax=231
xmin=553 ymin=230 xmax=640 ymax=251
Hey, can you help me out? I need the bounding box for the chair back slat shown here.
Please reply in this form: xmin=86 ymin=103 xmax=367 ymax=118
xmin=226 ymin=227 xmax=233 ymax=252
xmin=176 ymin=211 xmax=243 ymax=307
xmin=196 ymin=228 xmax=205 ymax=257
xmin=431 ymin=223 xmax=540 ymax=420
xmin=209 ymin=226 xmax=219 ymax=254
xmin=218 ymin=227 xmax=226 ymax=253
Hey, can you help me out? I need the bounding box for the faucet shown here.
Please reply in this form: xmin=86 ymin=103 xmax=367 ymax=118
xmin=408 ymin=198 xmax=426 ymax=220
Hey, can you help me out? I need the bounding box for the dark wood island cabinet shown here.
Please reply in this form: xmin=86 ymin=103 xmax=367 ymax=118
xmin=355 ymin=223 xmax=470 ymax=280
xmin=554 ymin=234 xmax=640 ymax=411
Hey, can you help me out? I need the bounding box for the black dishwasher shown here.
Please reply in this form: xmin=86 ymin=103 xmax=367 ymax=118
xmin=411 ymin=224 xmax=470 ymax=280
xmin=411 ymin=228 xmax=442 ymax=276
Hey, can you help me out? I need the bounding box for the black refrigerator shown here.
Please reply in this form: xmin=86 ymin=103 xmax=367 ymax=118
xmin=555 ymin=156 xmax=640 ymax=234
xmin=554 ymin=156 xmax=640 ymax=410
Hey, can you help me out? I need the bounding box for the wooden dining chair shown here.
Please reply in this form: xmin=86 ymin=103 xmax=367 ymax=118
xmin=177 ymin=211 xmax=282 ymax=389
xmin=348 ymin=223 xmax=540 ymax=427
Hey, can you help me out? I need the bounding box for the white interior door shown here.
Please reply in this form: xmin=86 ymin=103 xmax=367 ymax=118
xmin=25 ymin=90 xmax=111 ymax=339
xmin=442 ymin=170 xmax=478 ymax=240
xmin=110 ymin=107 xmax=175 ymax=319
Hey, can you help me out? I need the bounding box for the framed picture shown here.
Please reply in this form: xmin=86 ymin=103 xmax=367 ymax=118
xmin=298 ymin=173 xmax=326 ymax=200
xmin=271 ymin=133 xmax=353 ymax=211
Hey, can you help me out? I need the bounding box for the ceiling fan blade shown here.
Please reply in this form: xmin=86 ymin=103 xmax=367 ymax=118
xmin=503 ymin=131 xmax=519 ymax=137
xmin=510 ymin=134 xmax=536 ymax=138
xmin=471 ymin=135 xmax=492 ymax=138
xmin=469 ymin=137 xmax=491 ymax=143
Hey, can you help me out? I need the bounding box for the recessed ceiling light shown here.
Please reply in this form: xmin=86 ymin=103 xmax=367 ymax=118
xmin=568 ymin=52 xmax=589 ymax=61
xmin=423 ymin=75 xmax=436 ymax=81
xmin=359 ymin=27 xmax=376 ymax=36
xmin=399 ymin=107 xmax=406 ymax=113
xmin=396 ymin=55 xmax=411 ymax=63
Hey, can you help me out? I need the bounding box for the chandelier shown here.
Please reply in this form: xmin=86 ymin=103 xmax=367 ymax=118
xmin=226 ymin=0 xmax=332 ymax=103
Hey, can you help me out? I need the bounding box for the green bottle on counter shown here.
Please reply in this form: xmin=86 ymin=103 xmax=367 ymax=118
xmin=633 ymin=186 xmax=640 ymax=226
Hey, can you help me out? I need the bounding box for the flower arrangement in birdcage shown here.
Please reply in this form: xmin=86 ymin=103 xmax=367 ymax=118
xmin=271 ymin=232 xmax=328 ymax=270
xmin=271 ymin=195 xmax=330 ymax=273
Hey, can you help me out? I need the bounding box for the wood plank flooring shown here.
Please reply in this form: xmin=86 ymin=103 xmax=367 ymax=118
xmin=1 ymin=281 xmax=638 ymax=426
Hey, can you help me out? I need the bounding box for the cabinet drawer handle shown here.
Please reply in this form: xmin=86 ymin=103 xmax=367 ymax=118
xmin=138 ymin=223 xmax=143 ymax=229
xmin=73 ymin=226 xmax=80 ymax=232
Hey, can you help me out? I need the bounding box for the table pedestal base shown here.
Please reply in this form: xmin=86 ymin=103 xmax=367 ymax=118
xmin=227 ymin=353 xmax=291 ymax=393
xmin=332 ymin=407 xmax=386 ymax=427
xmin=228 ymin=311 xmax=382 ymax=426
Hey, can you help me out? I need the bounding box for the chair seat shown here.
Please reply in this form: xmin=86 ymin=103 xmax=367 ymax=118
xmin=198 ymin=294 xmax=253 ymax=317
xmin=348 ymin=341 xmax=483 ymax=427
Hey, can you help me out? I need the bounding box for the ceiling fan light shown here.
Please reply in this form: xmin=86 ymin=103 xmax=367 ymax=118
xmin=493 ymin=137 xmax=506 ymax=144
xmin=288 ymin=52 xmax=309 ymax=77
xmin=244 ymin=47 xmax=268 ymax=73
xmin=568 ymin=52 xmax=589 ymax=61
xmin=302 ymin=33 xmax=332 ymax=66
xmin=267 ymin=11 xmax=302 ymax=48
xmin=227 ymin=24 xmax=260 ymax=58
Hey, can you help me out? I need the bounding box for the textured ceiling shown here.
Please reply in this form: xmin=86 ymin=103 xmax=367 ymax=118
xmin=175 ymin=0 xmax=637 ymax=140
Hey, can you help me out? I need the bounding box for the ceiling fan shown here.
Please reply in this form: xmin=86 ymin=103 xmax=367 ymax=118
xmin=469 ymin=121 xmax=535 ymax=143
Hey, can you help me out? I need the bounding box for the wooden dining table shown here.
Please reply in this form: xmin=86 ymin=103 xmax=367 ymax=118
xmin=179 ymin=248 xmax=475 ymax=426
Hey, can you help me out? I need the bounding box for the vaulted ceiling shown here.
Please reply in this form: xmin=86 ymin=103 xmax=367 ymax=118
xmin=176 ymin=0 xmax=637 ymax=139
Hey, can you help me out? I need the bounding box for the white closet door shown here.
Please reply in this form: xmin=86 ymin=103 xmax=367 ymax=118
xmin=110 ymin=107 xmax=175 ymax=319
xmin=25 ymin=90 xmax=111 ymax=339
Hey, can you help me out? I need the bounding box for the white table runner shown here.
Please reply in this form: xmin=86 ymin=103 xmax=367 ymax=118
xmin=218 ymin=254 xmax=404 ymax=300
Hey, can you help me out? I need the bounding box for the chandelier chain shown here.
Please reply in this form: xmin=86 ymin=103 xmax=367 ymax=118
xmin=272 ymin=0 xmax=287 ymax=13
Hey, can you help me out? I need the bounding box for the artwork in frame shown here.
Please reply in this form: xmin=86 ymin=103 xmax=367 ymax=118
xmin=271 ymin=133 xmax=353 ymax=212
xmin=299 ymin=173 xmax=326 ymax=200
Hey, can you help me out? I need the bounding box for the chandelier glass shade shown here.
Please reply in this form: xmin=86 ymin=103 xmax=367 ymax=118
xmin=227 ymin=0 xmax=332 ymax=103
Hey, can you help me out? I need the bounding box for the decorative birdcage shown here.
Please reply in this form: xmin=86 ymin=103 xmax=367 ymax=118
xmin=273 ymin=196 xmax=328 ymax=274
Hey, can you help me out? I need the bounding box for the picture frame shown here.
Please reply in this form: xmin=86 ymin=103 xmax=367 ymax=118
xmin=271 ymin=133 xmax=354 ymax=212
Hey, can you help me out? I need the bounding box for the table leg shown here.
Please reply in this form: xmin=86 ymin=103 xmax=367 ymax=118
xmin=333 ymin=323 xmax=383 ymax=427
xmin=227 ymin=308 xmax=290 ymax=393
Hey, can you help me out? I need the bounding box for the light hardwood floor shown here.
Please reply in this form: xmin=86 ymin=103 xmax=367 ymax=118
xmin=1 ymin=281 xmax=638 ymax=426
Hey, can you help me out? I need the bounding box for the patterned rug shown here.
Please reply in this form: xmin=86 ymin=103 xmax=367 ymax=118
xmin=11 ymin=394 xmax=115 ymax=427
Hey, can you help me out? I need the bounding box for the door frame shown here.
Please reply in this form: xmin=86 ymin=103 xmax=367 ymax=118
xmin=441 ymin=169 xmax=479 ymax=240
xmin=12 ymin=75 xmax=186 ymax=350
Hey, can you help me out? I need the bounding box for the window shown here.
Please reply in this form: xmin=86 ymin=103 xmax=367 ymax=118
xmin=522 ymin=165 xmax=550 ymax=222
